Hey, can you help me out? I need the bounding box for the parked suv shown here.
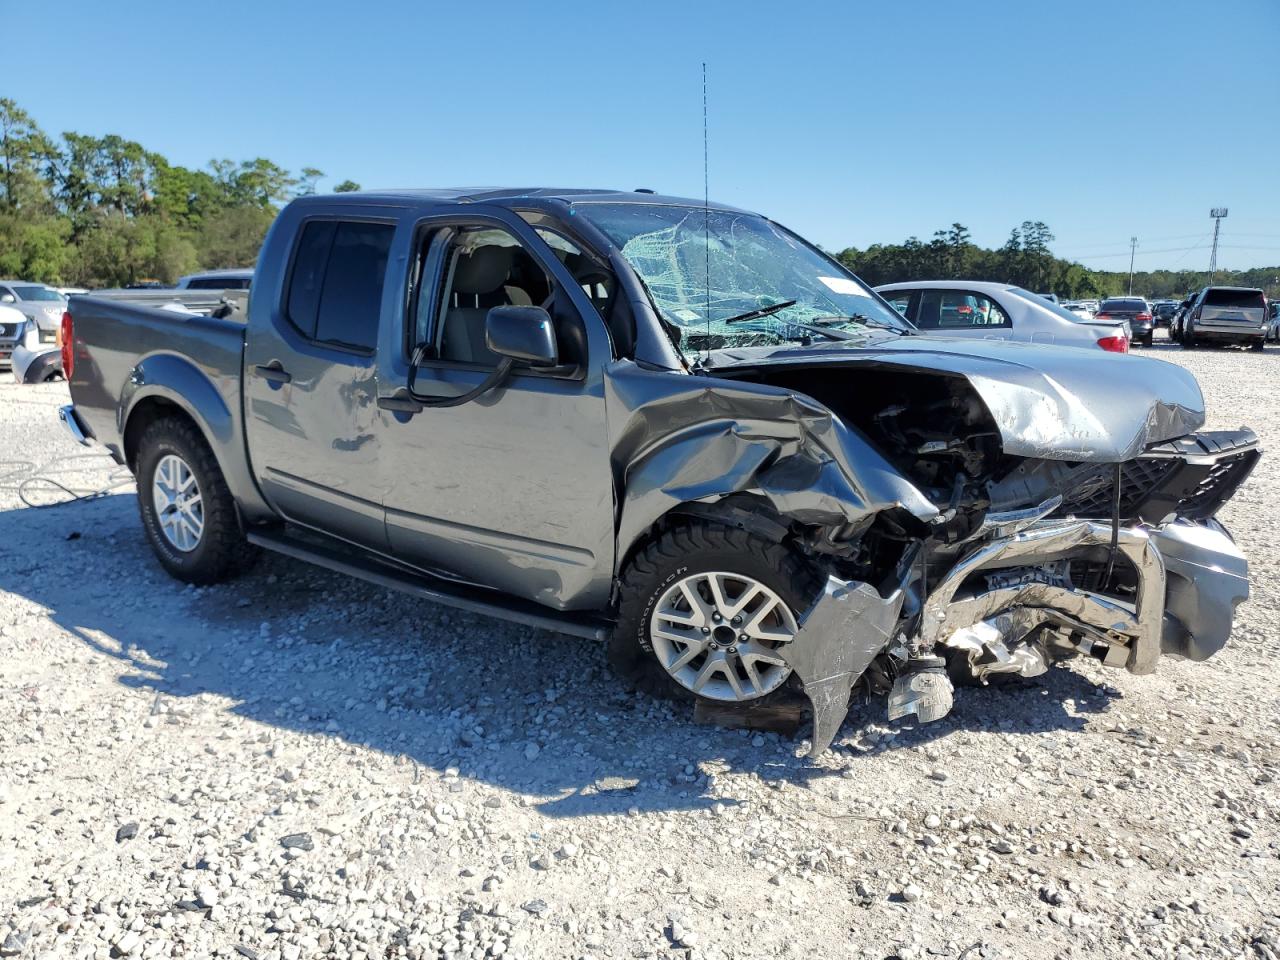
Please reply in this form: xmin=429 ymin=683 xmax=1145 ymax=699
xmin=61 ymin=188 xmax=1257 ymax=753
xmin=1182 ymin=287 xmax=1268 ymax=350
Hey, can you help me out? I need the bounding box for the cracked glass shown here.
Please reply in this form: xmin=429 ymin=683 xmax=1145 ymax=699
xmin=572 ymin=202 xmax=911 ymax=359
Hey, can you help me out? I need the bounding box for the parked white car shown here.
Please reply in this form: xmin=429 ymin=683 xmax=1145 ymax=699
xmin=10 ymin=317 xmax=62 ymax=383
xmin=0 ymin=303 xmax=29 ymax=369
xmin=0 ymin=281 xmax=66 ymax=339
xmin=1063 ymin=301 xmax=1095 ymax=320
xmin=875 ymin=280 xmax=1130 ymax=352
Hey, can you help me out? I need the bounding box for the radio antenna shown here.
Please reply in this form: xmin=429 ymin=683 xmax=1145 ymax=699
xmin=702 ymin=61 xmax=710 ymax=365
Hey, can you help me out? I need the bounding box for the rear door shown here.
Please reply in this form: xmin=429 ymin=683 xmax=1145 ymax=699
xmin=913 ymin=289 xmax=1014 ymax=338
xmin=1200 ymin=289 xmax=1265 ymax=326
xmin=244 ymin=206 xmax=398 ymax=550
xmin=375 ymin=208 xmax=616 ymax=610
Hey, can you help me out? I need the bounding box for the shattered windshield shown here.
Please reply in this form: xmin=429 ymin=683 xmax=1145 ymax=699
xmin=572 ymin=202 xmax=911 ymax=356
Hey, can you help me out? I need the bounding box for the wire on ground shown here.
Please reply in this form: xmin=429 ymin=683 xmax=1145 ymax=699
xmin=0 ymin=453 xmax=135 ymax=508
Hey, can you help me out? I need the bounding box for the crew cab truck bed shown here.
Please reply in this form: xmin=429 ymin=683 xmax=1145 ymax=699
xmin=63 ymin=188 xmax=1258 ymax=754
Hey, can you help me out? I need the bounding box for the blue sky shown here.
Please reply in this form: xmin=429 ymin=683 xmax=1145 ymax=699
xmin=10 ymin=0 xmax=1280 ymax=270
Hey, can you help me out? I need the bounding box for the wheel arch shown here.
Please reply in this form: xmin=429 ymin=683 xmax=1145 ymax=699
xmin=119 ymin=353 xmax=273 ymax=521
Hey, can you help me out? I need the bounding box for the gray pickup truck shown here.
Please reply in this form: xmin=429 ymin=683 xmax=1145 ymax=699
xmin=62 ymin=188 xmax=1259 ymax=752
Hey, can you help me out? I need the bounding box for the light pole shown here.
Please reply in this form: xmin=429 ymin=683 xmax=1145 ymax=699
xmin=1208 ymin=208 xmax=1228 ymax=283
xmin=1128 ymin=237 xmax=1137 ymax=295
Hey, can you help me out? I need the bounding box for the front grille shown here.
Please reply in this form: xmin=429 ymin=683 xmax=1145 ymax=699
xmin=1176 ymin=451 xmax=1258 ymax=519
xmin=1055 ymin=458 xmax=1178 ymax=520
xmin=1053 ymin=430 xmax=1259 ymax=524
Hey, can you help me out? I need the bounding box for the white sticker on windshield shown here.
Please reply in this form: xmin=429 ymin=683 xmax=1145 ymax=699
xmin=818 ymin=276 xmax=865 ymax=295
xmin=674 ymin=308 xmax=701 ymax=322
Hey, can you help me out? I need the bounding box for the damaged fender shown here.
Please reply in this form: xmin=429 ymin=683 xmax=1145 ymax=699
xmin=779 ymin=577 xmax=904 ymax=756
xmin=605 ymin=361 xmax=939 ymax=562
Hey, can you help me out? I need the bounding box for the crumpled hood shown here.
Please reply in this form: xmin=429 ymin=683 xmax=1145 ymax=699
xmin=706 ymin=335 xmax=1206 ymax=462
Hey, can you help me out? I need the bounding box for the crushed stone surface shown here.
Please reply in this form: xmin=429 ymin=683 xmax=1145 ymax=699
xmin=1 ymin=339 xmax=1277 ymax=959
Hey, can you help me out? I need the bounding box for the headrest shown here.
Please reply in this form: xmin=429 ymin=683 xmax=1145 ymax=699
xmin=453 ymin=245 xmax=512 ymax=295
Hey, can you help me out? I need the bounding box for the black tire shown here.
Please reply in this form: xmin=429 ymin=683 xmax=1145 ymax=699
xmin=609 ymin=520 xmax=819 ymax=705
xmin=1250 ymin=339 xmax=1265 ymax=352
xmin=135 ymin=417 xmax=259 ymax=585
xmin=1142 ymin=332 xmax=1154 ymax=348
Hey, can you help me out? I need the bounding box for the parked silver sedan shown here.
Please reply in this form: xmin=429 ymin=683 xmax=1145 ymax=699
xmin=875 ymin=280 xmax=1131 ymax=353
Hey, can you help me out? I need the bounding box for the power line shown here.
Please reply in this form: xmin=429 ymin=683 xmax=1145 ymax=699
xmin=1070 ymin=244 xmax=1216 ymax=260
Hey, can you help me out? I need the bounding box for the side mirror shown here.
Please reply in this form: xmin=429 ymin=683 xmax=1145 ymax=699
xmin=0 ymin=293 xmax=14 ymax=304
xmin=485 ymin=305 xmax=558 ymax=366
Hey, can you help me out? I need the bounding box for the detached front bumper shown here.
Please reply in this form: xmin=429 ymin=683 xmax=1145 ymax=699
xmin=785 ymin=516 xmax=1249 ymax=755
xmin=923 ymin=517 xmax=1248 ymax=677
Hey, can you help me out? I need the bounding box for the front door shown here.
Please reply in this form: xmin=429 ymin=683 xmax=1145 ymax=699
xmin=376 ymin=210 xmax=616 ymax=611
xmin=244 ymin=210 xmax=397 ymax=549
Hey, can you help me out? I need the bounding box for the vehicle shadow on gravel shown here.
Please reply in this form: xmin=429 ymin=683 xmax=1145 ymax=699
xmin=0 ymin=493 xmax=1123 ymax=819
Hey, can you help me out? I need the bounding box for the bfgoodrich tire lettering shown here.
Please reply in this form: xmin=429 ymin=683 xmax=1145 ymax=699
xmin=135 ymin=417 xmax=258 ymax=585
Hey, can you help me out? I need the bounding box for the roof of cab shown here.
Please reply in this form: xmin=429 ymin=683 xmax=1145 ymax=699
xmin=287 ymin=187 xmax=753 ymax=214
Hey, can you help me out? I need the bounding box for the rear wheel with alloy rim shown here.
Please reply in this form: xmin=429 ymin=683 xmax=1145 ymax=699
xmin=153 ymin=454 xmax=204 ymax=551
xmin=610 ymin=520 xmax=819 ymax=706
xmin=135 ymin=416 xmax=259 ymax=585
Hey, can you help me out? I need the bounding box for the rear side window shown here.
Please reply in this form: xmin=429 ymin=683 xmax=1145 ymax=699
xmin=1100 ymin=298 xmax=1146 ymax=312
xmin=1204 ymin=289 xmax=1265 ymax=309
xmin=916 ymin=290 xmax=1010 ymax=329
xmin=286 ymin=219 xmax=394 ymax=351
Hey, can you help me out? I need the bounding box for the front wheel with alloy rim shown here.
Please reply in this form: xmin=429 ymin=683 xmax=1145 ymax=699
xmin=135 ymin=416 xmax=259 ymax=585
xmin=609 ymin=520 xmax=819 ymax=706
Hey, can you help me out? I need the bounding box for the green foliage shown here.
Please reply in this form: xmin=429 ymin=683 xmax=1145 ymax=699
xmin=0 ymin=99 xmax=360 ymax=286
xmin=839 ymin=221 xmax=1280 ymax=300
xmin=1 ymin=98 xmax=1274 ymax=298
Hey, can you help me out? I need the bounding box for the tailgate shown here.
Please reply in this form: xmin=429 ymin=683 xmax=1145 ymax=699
xmin=1201 ymin=305 xmax=1264 ymax=324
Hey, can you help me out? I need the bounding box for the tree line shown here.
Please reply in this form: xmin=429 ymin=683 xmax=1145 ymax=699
xmin=837 ymin=222 xmax=1279 ymax=300
xmin=0 ymin=98 xmax=360 ymax=288
xmin=0 ymin=97 xmax=1274 ymax=298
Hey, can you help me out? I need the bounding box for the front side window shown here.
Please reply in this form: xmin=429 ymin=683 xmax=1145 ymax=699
xmin=572 ymin=202 xmax=909 ymax=357
xmin=916 ymin=290 xmax=1010 ymax=329
xmin=430 ymin=226 xmax=556 ymax=367
xmin=285 ymin=219 xmax=393 ymax=352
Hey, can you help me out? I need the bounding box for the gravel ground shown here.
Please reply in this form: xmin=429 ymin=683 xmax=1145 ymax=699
xmin=1 ymin=340 xmax=1277 ymax=960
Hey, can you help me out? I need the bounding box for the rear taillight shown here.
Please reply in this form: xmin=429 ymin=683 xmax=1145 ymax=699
xmin=60 ymin=311 xmax=74 ymax=378
xmin=1095 ymin=312 xmax=1112 ymax=320
xmin=1136 ymin=312 xmax=1152 ymax=322
xmin=1097 ymin=334 xmax=1129 ymax=353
